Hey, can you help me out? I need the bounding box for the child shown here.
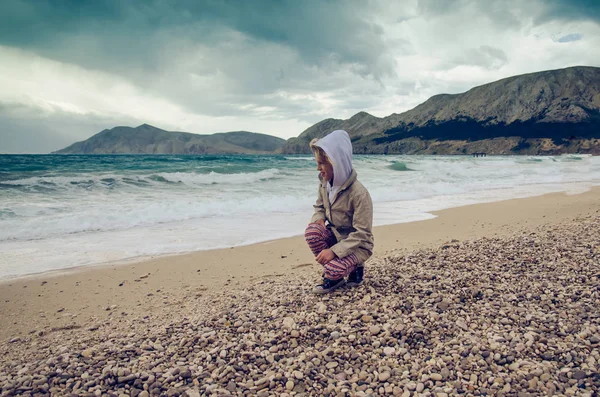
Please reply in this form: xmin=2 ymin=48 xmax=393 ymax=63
xmin=304 ymin=129 xmax=374 ymax=294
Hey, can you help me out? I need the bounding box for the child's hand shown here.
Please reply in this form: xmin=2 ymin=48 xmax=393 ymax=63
xmin=316 ymin=249 xmax=336 ymax=264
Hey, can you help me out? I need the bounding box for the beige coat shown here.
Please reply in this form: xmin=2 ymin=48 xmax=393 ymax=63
xmin=311 ymin=169 xmax=374 ymax=263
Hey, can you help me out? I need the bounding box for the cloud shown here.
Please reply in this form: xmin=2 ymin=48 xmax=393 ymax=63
xmin=417 ymin=0 xmax=600 ymax=28
xmin=0 ymin=1 xmax=409 ymax=145
xmin=535 ymin=0 xmax=600 ymax=24
xmin=0 ymin=0 xmax=599 ymax=152
xmin=0 ymin=100 xmax=128 ymax=153
xmin=449 ymin=46 xmax=509 ymax=70
xmin=0 ymin=0 xmax=398 ymax=80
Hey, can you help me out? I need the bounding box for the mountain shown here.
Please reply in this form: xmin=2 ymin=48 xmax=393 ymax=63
xmin=53 ymin=124 xmax=286 ymax=154
xmin=281 ymin=66 xmax=600 ymax=155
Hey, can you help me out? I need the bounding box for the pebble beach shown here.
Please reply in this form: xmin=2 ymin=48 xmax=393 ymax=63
xmin=1 ymin=190 xmax=599 ymax=397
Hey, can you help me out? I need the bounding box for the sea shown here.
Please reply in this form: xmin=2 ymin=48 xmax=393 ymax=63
xmin=1 ymin=153 xmax=599 ymax=280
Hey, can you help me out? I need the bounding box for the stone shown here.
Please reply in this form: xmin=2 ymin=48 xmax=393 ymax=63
xmin=317 ymin=303 xmax=327 ymax=314
xmin=283 ymin=317 xmax=296 ymax=330
xmin=81 ymin=349 xmax=94 ymax=358
xmin=369 ymin=325 xmax=381 ymax=335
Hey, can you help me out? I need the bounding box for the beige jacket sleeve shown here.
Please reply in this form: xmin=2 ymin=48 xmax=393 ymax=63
xmin=310 ymin=185 xmax=327 ymax=223
xmin=330 ymin=190 xmax=373 ymax=259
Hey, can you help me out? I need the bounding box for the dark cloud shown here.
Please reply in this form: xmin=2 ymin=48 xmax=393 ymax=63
xmin=417 ymin=0 xmax=469 ymax=17
xmin=417 ymin=0 xmax=526 ymax=28
xmin=0 ymin=117 xmax=74 ymax=153
xmin=418 ymin=0 xmax=600 ymax=27
xmin=0 ymin=0 xmax=404 ymax=133
xmin=0 ymin=0 xmax=396 ymax=80
xmin=536 ymin=0 xmax=600 ymax=23
xmin=1 ymin=0 xmax=599 ymax=153
xmin=0 ymin=100 xmax=140 ymax=153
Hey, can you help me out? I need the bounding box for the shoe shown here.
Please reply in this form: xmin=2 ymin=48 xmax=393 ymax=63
xmin=312 ymin=278 xmax=345 ymax=294
xmin=346 ymin=266 xmax=364 ymax=287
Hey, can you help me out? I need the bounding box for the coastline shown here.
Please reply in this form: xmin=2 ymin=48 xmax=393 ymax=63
xmin=1 ymin=187 xmax=599 ymax=341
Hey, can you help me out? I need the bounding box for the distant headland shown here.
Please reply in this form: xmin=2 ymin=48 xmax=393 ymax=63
xmin=55 ymin=66 xmax=600 ymax=155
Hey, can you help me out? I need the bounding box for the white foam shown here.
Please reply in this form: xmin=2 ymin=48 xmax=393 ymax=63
xmin=0 ymin=212 xmax=310 ymax=279
xmin=154 ymin=168 xmax=282 ymax=185
xmin=284 ymin=156 xmax=314 ymax=161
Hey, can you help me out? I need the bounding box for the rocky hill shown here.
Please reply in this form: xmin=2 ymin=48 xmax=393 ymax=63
xmin=282 ymin=66 xmax=600 ymax=155
xmin=53 ymin=124 xmax=286 ymax=154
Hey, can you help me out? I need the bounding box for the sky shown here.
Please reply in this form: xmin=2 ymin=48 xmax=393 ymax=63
xmin=1 ymin=0 xmax=599 ymax=153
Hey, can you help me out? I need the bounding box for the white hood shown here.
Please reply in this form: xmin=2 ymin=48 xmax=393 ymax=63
xmin=314 ymin=129 xmax=353 ymax=203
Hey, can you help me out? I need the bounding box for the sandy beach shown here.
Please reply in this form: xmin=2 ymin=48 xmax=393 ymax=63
xmin=2 ymin=188 xmax=599 ymax=342
xmin=1 ymin=188 xmax=599 ymax=396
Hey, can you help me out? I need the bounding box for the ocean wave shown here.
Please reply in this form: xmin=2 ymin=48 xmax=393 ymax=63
xmin=285 ymin=156 xmax=313 ymax=161
xmin=0 ymin=193 xmax=311 ymax=242
xmin=153 ymin=169 xmax=281 ymax=185
xmin=558 ymin=154 xmax=587 ymax=161
xmin=388 ymin=161 xmax=415 ymax=171
xmin=0 ymin=168 xmax=282 ymax=192
xmin=3 ymin=154 xmax=600 ymax=278
xmin=0 ymin=209 xmax=18 ymax=220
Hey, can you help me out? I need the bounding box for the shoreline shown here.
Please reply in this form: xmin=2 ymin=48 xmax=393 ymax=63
xmin=1 ymin=188 xmax=599 ymax=342
xmin=1 ymin=182 xmax=597 ymax=285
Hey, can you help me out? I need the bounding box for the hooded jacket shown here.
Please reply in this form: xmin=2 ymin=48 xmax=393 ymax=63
xmin=311 ymin=130 xmax=374 ymax=263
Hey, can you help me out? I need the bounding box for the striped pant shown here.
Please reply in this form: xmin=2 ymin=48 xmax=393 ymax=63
xmin=304 ymin=223 xmax=360 ymax=280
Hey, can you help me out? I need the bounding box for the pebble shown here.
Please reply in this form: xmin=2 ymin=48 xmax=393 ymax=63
xmin=282 ymin=317 xmax=296 ymax=330
xmin=1 ymin=217 xmax=599 ymax=397
xmin=81 ymin=349 xmax=94 ymax=358
xmin=437 ymin=302 xmax=449 ymax=313
xmin=369 ymin=325 xmax=381 ymax=335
